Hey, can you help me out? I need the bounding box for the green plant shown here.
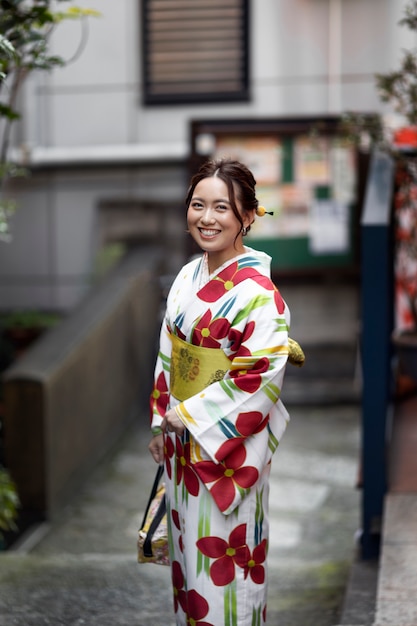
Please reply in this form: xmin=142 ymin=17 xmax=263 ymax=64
xmin=368 ymin=0 xmax=417 ymax=332
xmin=0 ymin=466 xmax=20 ymax=540
xmin=325 ymin=1 xmax=417 ymax=335
xmin=0 ymin=34 xmax=15 ymax=83
xmin=0 ymin=1 xmax=100 ymax=240
xmin=375 ymin=1 xmax=417 ymax=127
xmin=377 ymin=1 xmax=417 ymax=332
xmin=338 ymin=1 xmax=417 ymax=155
xmin=0 ymin=309 xmax=60 ymax=330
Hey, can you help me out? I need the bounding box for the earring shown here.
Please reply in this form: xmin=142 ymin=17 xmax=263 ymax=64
xmin=242 ymin=226 xmax=247 ymax=236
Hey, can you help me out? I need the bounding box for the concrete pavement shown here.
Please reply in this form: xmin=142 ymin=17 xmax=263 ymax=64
xmin=0 ymin=398 xmax=366 ymax=626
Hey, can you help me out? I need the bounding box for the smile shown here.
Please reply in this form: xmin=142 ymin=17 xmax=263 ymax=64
xmin=199 ymin=228 xmax=220 ymax=237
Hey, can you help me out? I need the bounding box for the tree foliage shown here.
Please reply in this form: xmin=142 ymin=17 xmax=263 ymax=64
xmin=375 ymin=0 xmax=417 ymax=126
xmin=0 ymin=0 xmax=99 ymax=240
xmin=336 ymin=1 xmax=417 ymax=156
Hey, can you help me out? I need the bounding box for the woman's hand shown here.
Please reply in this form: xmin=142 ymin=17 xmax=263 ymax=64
xmin=148 ymin=433 xmax=164 ymax=464
xmin=161 ymin=408 xmax=185 ymax=437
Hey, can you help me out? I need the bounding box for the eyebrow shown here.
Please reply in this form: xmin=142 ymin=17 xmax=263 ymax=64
xmin=191 ymin=196 xmax=231 ymax=204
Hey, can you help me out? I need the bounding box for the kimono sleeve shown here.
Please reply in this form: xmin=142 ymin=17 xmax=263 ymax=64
xmin=150 ymin=317 xmax=172 ymax=434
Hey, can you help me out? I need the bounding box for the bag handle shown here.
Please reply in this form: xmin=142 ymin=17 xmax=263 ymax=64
xmin=140 ymin=464 xmax=166 ymax=558
xmin=143 ymin=493 xmax=166 ymax=557
xmin=140 ymin=464 xmax=164 ymax=529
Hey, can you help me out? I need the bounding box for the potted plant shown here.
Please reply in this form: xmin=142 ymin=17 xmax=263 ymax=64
xmin=0 ymin=310 xmax=60 ymax=357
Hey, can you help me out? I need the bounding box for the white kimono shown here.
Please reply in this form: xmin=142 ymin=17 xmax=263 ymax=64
xmin=150 ymin=247 xmax=290 ymax=626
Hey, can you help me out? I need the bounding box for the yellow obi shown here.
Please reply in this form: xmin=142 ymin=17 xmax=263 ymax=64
xmin=169 ymin=333 xmax=230 ymax=402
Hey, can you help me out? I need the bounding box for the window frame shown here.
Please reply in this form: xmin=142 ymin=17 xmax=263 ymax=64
xmin=141 ymin=0 xmax=250 ymax=106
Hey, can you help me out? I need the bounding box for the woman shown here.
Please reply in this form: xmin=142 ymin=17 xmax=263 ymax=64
xmin=148 ymin=158 xmax=291 ymax=626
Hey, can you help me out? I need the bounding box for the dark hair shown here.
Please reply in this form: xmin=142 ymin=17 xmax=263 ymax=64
xmin=185 ymin=158 xmax=259 ymax=234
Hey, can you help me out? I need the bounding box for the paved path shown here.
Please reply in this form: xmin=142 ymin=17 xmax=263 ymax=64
xmin=0 ymin=403 xmax=362 ymax=626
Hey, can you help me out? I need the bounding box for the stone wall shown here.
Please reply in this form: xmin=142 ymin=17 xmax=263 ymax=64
xmin=2 ymin=247 xmax=163 ymax=520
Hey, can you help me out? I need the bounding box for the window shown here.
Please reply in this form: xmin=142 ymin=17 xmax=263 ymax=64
xmin=142 ymin=0 xmax=249 ymax=105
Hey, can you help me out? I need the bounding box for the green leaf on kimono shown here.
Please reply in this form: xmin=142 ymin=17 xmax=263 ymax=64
xmin=274 ymin=316 xmax=289 ymax=331
xmin=160 ymin=351 xmax=170 ymax=372
xmin=262 ymin=381 xmax=281 ymax=403
xmin=204 ymin=397 xmax=226 ymax=420
xmin=225 ymin=580 xmax=238 ymax=626
xmin=205 ymin=399 xmax=240 ymax=438
xmin=252 ymin=347 xmax=276 ymax=356
xmin=219 ymin=378 xmax=236 ymax=400
xmin=237 ymin=484 xmax=249 ymax=500
xmin=182 ymin=480 xmax=189 ymax=506
xmin=197 ymin=497 xmax=211 ymax=576
xmin=267 ymin=424 xmax=280 ymax=453
xmin=197 ymin=543 xmax=210 ymax=578
xmin=252 ymin=604 xmax=262 ymax=626
xmin=255 ymin=487 xmax=265 ymax=544
xmin=232 ymin=294 xmax=270 ymax=325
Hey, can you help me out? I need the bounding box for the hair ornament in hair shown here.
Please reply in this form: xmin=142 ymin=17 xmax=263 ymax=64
xmin=256 ymin=206 xmax=274 ymax=217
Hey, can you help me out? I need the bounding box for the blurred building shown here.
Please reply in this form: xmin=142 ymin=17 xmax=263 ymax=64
xmin=0 ymin=0 xmax=410 ymax=312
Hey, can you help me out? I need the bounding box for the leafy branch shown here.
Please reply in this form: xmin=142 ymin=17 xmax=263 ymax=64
xmin=0 ymin=1 xmax=99 ymax=240
xmin=375 ymin=0 xmax=417 ymax=128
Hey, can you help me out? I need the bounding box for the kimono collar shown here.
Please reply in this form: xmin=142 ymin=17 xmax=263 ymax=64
xmin=198 ymin=247 xmax=272 ymax=288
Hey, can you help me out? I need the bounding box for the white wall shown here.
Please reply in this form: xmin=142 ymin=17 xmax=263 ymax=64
xmin=0 ymin=0 xmax=412 ymax=311
xmin=0 ymin=164 xmax=186 ymax=310
xmin=19 ymin=0 xmax=410 ymax=152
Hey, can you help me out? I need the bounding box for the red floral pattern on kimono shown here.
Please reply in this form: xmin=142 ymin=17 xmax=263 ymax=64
xmin=192 ymin=310 xmax=231 ymax=348
xmin=196 ymin=523 xmax=250 ymax=586
xmin=195 ymin=444 xmax=259 ymax=513
xmin=150 ymin=247 xmax=290 ymax=626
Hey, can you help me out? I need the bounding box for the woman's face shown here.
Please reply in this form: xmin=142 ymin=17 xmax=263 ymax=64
xmin=187 ymin=176 xmax=252 ymax=271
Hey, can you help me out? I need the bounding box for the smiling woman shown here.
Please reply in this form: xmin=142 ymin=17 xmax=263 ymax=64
xmin=148 ymin=158 xmax=292 ymax=626
xmin=187 ymin=176 xmax=252 ymax=273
